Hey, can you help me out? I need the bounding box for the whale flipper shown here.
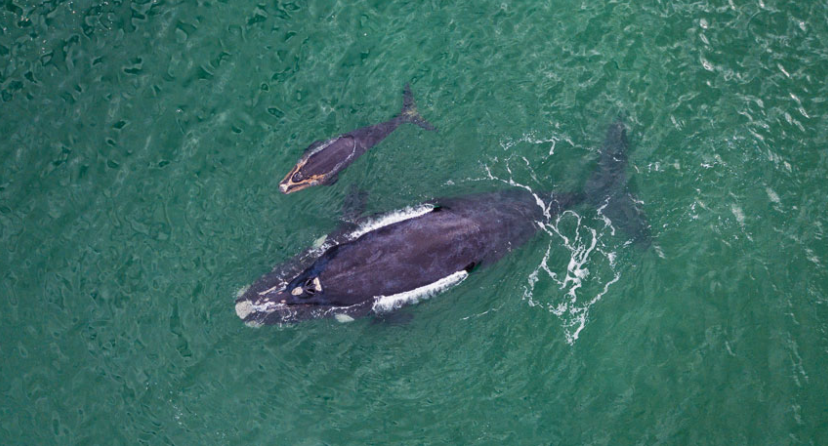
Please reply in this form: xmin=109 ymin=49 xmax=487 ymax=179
xmin=585 ymin=121 xmax=651 ymax=247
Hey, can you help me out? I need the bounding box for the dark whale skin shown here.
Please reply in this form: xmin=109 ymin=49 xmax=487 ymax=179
xmin=235 ymin=189 xmax=579 ymax=325
xmin=308 ymin=190 xmax=544 ymax=302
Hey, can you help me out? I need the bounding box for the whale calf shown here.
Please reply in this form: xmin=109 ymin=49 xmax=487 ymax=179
xmin=279 ymin=84 xmax=435 ymax=194
xmin=236 ymin=121 xmax=650 ymax=325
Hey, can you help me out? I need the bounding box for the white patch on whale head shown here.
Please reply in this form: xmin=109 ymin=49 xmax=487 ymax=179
xmin=347 ymin=204 xmax=435 ymax=240
xmin=372 ymin=270 xmax=469 ymax=313
xmin=236 ymin=297 xmax=290 ymax=322
xmin=235 ymin=300 xmax=255 ymax=319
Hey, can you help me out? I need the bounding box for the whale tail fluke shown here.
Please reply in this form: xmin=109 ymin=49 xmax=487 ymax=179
xmin=584 ymin=120 xmax=651 ymax=247
xmin=399 ymin=84 xmax=437 ymax=131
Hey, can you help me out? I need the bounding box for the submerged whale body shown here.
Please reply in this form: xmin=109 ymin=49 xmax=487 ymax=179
xmin=235 ymin=121 xmax=651 ymax=325
xmin=584 ymin=121 xmax=651 ymax=246
xmin=279 ymin=84 xmax=435 ymax=194
xmin=235 ymin=189 xmax=580 ymax=325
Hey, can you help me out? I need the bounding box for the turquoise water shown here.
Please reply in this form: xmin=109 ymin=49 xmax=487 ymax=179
xmin=2 ymin=0 xmax=827 ymax=444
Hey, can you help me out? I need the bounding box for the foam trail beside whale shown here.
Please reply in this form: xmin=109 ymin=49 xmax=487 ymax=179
xmin=373 ymin=270 xmax=469 ymax=313
xmin=482 ymin=158 xmax=621 ymax=345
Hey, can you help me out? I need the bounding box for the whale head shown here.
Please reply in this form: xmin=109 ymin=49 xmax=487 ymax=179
xmin=279 ymin=159 xmax=327 ymax=195
xmin=234 ymin=275 xmax=366 ymax=326
xmin=279 ymin=136 xmax=356 ymax=194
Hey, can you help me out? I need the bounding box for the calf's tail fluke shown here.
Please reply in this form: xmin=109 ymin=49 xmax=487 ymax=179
xmin=399 ymin=84 xmax=437 ymax=131
xmin=584 ymin=120 xmax=652 ymax=247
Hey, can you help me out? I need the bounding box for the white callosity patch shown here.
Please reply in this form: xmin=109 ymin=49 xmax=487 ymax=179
xmin=258 ymin=284 xmax=282 ymax=295
xmin=235 ymin=299 xmax=254 ymax=319
xmin=372 ymin=270 xmax=469 ymax=313
xmin=236 ymin=298 xmax=289 ymax=319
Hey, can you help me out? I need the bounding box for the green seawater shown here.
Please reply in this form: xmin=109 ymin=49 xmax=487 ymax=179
xmin=2 ymin=0 xmax=827 ymax=444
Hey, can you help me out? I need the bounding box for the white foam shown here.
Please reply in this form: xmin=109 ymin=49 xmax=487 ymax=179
xmin=483 ymin=164 xmax=553 ymax=220
xmin=565 ymin=270 xmax=620 ymax=343
xmin=523 ymin=209 xmax=621 ymax=345
xmin=481 ymin=160 xmax=621 ymax=343
xmin=372 ymin=270 xmax=468 ymax=313
xmin=596 ymin=199 xmax=616 ymax=236
xmin=335 ymin=314 xmax=355 ymax=323
xmin=347 ymin=204 xmax=435 ymax=240
xmin=766 ymin=187 xmax=781 ymax=204
xmin=805 ymin=248 xmax=820 ymax=265
xmin=300 ymin=205 xmax=436 ymax=261
xmin=731 ymin=205 xmax=745 ymax=226
xmin=235 ymin=284 xmax=250 ymax=299
xmin=499 ymin=132 xmax=560 ymax=157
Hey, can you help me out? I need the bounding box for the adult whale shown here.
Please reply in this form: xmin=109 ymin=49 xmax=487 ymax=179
xmin=279 ymin=84 xmax=435 ymax=194
xmin=235 ymin=189 xmax=580 ymax=325
xmin=235 ymin=121 xmax=649 ymax=325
